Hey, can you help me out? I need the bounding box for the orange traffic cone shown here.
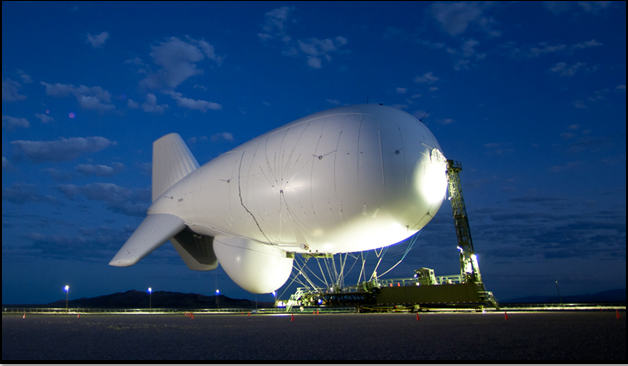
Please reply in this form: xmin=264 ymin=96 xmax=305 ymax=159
xmin=23 ymin=312 xmax=25 ymax=319
xmin=291 ymin=314 xmax=294 ymax=321
xmin=317 ymin=309 xmax=319 ymax=315
xmin=616 ymin=310 xmax=621 ymax=319
xmin=504 ymin=311 xmax=509 ymax=320
xmin=191 ymin=313 xmax=194 ymax=319
xmin=77 ymin=313 xmax=80 ymax=318
xmin=398 ymin=282 xmax=400 ymax=287
xmin=248 ymin=312 xmax=250 ymax=316
xmin=416 ymin=313 xmax=420 ymax=321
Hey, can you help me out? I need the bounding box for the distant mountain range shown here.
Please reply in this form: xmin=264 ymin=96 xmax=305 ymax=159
xmin=5 ymin=288 xmax=625 ymax=309
xmin=4 ymin=290 xmax=274 ymax=309
xmin=501 ymin=289 xmax=626 ymax=303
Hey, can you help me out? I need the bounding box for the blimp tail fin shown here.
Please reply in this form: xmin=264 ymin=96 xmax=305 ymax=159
xmin=152 ymin=133 xmax=200 ymax=202
xmin=109 ymin=213 xmax=186 ymax=267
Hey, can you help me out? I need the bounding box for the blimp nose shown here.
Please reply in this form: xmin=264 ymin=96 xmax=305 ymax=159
xmin=416 ymin=147 xmax=449 ymax=206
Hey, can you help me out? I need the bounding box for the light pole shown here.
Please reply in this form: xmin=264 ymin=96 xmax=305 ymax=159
xmin=64 ymin=285 xmax=69 ymax=312
xmin=148 ymin=287 xmax=152 ymax=309
xmin=215 ymin=289 xmax=220 ymax=310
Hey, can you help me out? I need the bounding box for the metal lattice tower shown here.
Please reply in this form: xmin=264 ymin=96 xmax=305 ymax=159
xmin=446 ymin=160 xmax=482 ymax=284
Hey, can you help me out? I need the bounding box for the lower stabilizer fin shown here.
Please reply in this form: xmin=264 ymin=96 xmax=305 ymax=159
xmin=109 ymin=213 xmax=185 ymax=267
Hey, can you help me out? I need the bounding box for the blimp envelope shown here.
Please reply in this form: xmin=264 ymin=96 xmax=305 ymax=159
xmin=110 ymin=104 xmax=449 ymax=293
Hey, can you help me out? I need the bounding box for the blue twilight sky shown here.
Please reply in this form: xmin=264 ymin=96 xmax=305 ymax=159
xmin=2 ymin=1 xmax=625 ymax=305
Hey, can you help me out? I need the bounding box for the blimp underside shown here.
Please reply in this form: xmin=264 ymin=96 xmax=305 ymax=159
xmin=110 ymin=104 xmax=448 ymax=294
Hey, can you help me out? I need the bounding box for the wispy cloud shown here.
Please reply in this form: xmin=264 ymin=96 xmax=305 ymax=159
xmin=141 ymin=36 xmax=223 ymax=90
xmin=17 ymin=69 xmax=33 ymax=84
xmin=2 ymin=78 xmax=27 ymax=101
xmin=86 ymin=31 xmax=109 ymax=48
xmin=141 ymin=93 xmax=168 ymax=114
xmin=211 ymin=132 xmax=234 ymax=142
xmin=549 ymin=62 xmax=586 ymax=76
xmin=414 ymin=72 xmax=439 ymax=84
xmin=163 ymin=90 xmax=221 ymax=112
xmin=543 ymin=1 xmax=612 ymax=14
xmin=41 ymin=82 xmax=115 ymax=111
xmin=431 ymin=2 xmax=500 ymax=37
xmin=75 ymin=163 xmax=124 ymax=177
xmin=258 ymin=7 xmax=348 ymax=69
xmin=2 ymin=115 xmax=30 ymax=130
xmin=2 ymin=183 xmax=62 ymax=205
xmin=258 ymin=6 xmax=295 ymax=42
xmin=57 ymin=183 xmax=150 ymax=217
xmin=2 ymin=157 xmax=10 ymax=170
xmin=11 ymin=136 xmax=116 ymax=163
xmin=34 ymin=113 xmax=54 ymax=123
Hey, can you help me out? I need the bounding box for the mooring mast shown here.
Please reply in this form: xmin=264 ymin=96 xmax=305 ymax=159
xmin=446 ymin=160 xmax=490 ymax=300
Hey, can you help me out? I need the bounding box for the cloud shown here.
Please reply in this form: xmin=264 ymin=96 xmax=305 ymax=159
xmin=77 ymin=95 xmax=115 ymax=111
xmin=326 ymin=99 xmax=340 ymax=106
xmin=527 ymin=42 xmax=567 ymax=58
xmin=549 ymin=62 xmax=586 ymax=76
xmin=549 ymin=161 xmax=579 ymax=172
xmin=2 ymin=183 xmax=62 ymax=205
xmin=258 ymin=7 xmax=348 ymax=69
xmin=414 ymin=72 xmax=439 ymax=84
xmin=577 ymin=1 xmax=612 ymax=14
xmin=34 ymin=113 xmax=54 ymax=123
xmin=543 ymin=1 xmax=573 ymax=14
xmin=616 ymin=85 xmax=626 ymax=91
xmin=430 ymin=2 xmax=499 ymax=37
xmin=141 ymin=36 xmax=223 ymax=89
xmin=211 ymin=132 xmax=234 ymax=142
xmin=505 ymin=39 xmax=602 ymax=59
xmin=75 ymin=163 xmax=124 ymax=177
xmin=142 ymin=93 xmax=168 ymax=114
xmin=43 ymin=168 xmax=73 ymax=181
xmin=57 ymin=183 xmax=150 ymax=217
xmin=127 ymin=99 xmax=140 ymax=109
xmin=40 ymin=82 xmax=114 ymax=111
xmin=571 ymin=39 xmax=603 ymax=50
xmin=2 ymin=156 xmax=11 ymax=170
xmin=86 ymin=31 xmax=109 ymax=48
xmin=258 ymin=6 xmax=295 ymax=42
xmin=297 ymin=37 xmax=348 ymax=69
xmin=438 ymin=118 xmax=454 ymax=125
xmin=396 ymin=87 xmax=407 ymax=94
xmin=544 ymin=1 xmax=611 ymax=14
xmin=17 ymin=69 xmax=33 ymax=83
xmin=2 ymin=78 xmax=27 ymax=101
xmin=162 ymin=90 xmax=221 ymax=112
xmin=2 ymin=115 xmax=30 ymax=130
xmin=11 ymin=136 xmax=115 ymax=163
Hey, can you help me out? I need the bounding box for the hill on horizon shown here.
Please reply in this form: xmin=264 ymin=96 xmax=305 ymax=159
xmin=3 ymin=290 xmax=274 ymax=309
